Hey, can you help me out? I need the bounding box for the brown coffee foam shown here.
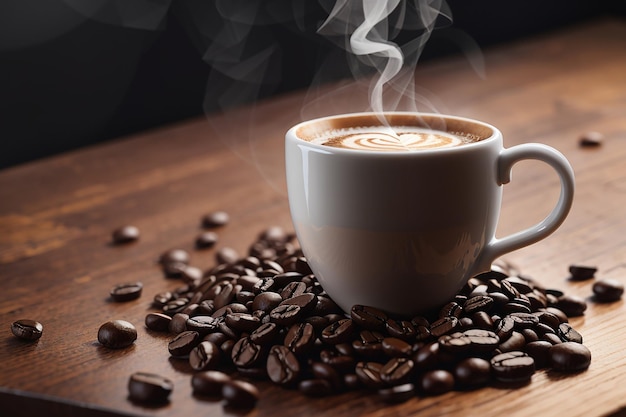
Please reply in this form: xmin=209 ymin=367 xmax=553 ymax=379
xmin=296 ymin=114 xmax=493 ymax=142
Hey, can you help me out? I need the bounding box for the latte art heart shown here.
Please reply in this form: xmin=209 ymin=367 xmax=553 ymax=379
xmin=310 ymin=126 xmax=478 ymax=151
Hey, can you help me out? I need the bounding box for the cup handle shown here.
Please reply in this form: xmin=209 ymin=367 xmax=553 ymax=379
xmin=473 ymin=143 xmax=575 ymax=275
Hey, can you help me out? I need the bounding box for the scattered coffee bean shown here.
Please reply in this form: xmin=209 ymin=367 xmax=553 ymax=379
xmin=592 ymin=278 xmax=624 ymax=302
xmin=558 ymin=323 xmax=583 ymax=343
xmin=549 ymin=342 xmax=592 ymax=371
xmin=202 ymin=211 xmax=230 ymax=228
xmin=454 ymin=357 xmax=491 ymax=388
xmin=11 ymin=319 xmax=43 ymax=341
xmin=98 ymin=320 xmax=137 ymax=349
xmin=525 ymin=340 xmax=553 ymax=369
xmin=159 ymin=248 xmax=190 ymax=265
xmin=578 ymin=131 xmax=603 ymax=147
xmin=128 ymin=372 xmax=173 ymax=404
xmin=554 ymin=294 xmax=587 ymax=317
xmin=195 ymin=231 xmax=219 ymax=249
xmin=222 ymin=379 xmax=259 ymax=409
xmin=298 ymin=378 xmax=333 ymax=397
xmin=192 ymin=370 xmax=231 ymax=397
xmin=112 ymin=225 xmax=139 ymax=244
xmin=378 ymin=383 xmax=415 ymax=403
xmin=144 ymin=312 xmax=172 ymax=332
xmin=189 ymin=341 xmax=221 ymax=371
xmin=417 ymin=369 xmax=455 ymax=396
xmin=267 ymin=345 xmax=300 ymax=386
xmin=569 ymin=265 xmax=597 ymax=281
xmin=110 ymin=282 xmax=143 ymax=302
xmin=168 ymin=330 xmax=200 ymax=357
xmin=490 ymin=351 xmax=535 ymax=382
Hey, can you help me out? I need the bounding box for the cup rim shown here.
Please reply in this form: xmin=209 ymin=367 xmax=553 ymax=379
xmin=287 ymin=111 xmax=501 ymax=156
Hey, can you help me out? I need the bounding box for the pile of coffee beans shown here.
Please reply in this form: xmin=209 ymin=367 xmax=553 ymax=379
xmin=141 ymin=225 xmax=598 ymax=407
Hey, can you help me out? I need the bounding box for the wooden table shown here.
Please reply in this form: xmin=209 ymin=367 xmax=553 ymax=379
xmin=1 ymin=18 xmax=625 ymax=417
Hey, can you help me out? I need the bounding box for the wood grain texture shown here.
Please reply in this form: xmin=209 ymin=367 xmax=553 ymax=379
xmin=1 ymin=18 xmax=626 ymax=417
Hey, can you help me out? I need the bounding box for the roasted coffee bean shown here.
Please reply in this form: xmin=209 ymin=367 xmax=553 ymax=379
xmin=279 ymin=293 xmax=317 ymax=315
xmin=98 ymin=320 xmax=137 ymax=349
xmin=163 ymin=298 xmax=188 ymax=314
xmin=284 ymin=322 xmax=316 ymax=355
xmin=430 ymin=316 xmax=459 ymax=337
xmin=191 ymin=370 xmax=231 ymax=396
xmin=380 ymin=357 xmax=415 ymax=384
xmin=382 ymin=337 xmax=413 ymax=357
xmin=544 ymin=307 xmax=569 ymax=323
xmin=128 ymin=372 xmax=173 ymax=404
xmin=569 ymin=264 xmax=597 ymax=280
xmin=500 ymin=301 xmax=532 ymax=315
xmin=378 ymin=383 xmax=416 ymax=403
xmin=417 ymin=370 xmax=455 ymax=396
xmin=471 ymin=311 xmax=493 ymax=330
xmin=578 ymin=131 xmax=603 ymax=147
xmin=145 ymin=313 xmax=172 ymax=332
xmin=231 ymin=337 xmax=264 ymax=368
xmin=558 ymin=323 xmax=583 ymax=343
xmin=195 ymin=231 xmax=218 ymax=249
xmin=189 ymin=341 xmax=221 ymax=371
xmin=543 ymin=332 xmax=564 ymax=345
xmin=351 ymin=305 xmax=388 ymax=331
xmin=320 ymin=349 xmax=356 ymax=374
xmin=592 ymin=279 xmax=624 ymax=302
xmin=269 ymin=304 xmax=302 ymax=326
xmin=490 ymin=351 xmax=535 ymax=382
xmin=204 ymin=332 xmax=230 ymax=347
xmin=498 ymin=331 xmax=526 ymax=353
xmin=280 ymin=281 xmax=307 ymax=300
xmin=153 ymin=291 xmax=174 ymax=307
xmin=520 ymin=328 xmax=539 ymax=343
xmin=298 ymin=378 xmax=333 ymax=397
xmin=413 ymin=342 xmax=455 ymax=371
xmin=463 ymin=295 xmax=494 ymax=314
xmin=222 ymin=379 xmax=259 ymax=409
xmin=503 ymin=277 xmax=534 ymax=294
xmin=186 ymin=315 xmax=221 ymax=334
xmin=112 ymin=225 xmax=140 ymax=244
xmin=438 ymin=329 xmax=499 ymax=355
xmin=252 ymin=291 xmax=283 ymax=313
xmin=267 ymin=345 xmax=301 ymax=386
xmin=549 ymin=342 xmax=592 ymax=371
xmin=168 ymin=330 xmax=200 ymax=357
xmin=385 ymin=319 xmax=418 ymax=341
xmin=499 ymin=280 xmax=521 ymax=299
xmin=159 ymin=248 xmax=190 ymax=266
xmin=355 ymin=361 xmax=385 ymax=388
xmin=249 ymin=322 xmax=280 ymax=345
xmin=554 ymin=295 xmax=587 ymax=317
xmin=202 ymin=211 xmax=230 ymax=228
xmin=321 ymin=319 xmax=356 ymax=345
xmin=508 ymin=312 xmax=539 ymax=329
xmin=525 ymin=340 xmax=553 ymax=369
xmin=439 ymin=301 xmax=463 ymax=318
xmin=110 ymin=282 xmax=143 ymax=302
xmin=169 ymin=313 xmax=189 ymax=334
xmin=535 ymin=311 xmax=561 ymax=329
xmin=225 ymin=313 xmax=261 ymax=333
xmin=454 ymin=357 xmax=491 ymax=388
xmin=216 ymin=247 xmax=239 ymax=265
xmin=311 ymin=361 xmax=343 ymax=389
xmin=11 ymin=319 xmax=43 ymax=341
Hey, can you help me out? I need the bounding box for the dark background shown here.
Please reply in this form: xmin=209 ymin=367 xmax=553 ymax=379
xmin=1 ymin=0 xmax=625 ymax=170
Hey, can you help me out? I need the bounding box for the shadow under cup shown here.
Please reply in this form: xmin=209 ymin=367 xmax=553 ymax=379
xmin=286 ymin=113 xmax=503 ymax=316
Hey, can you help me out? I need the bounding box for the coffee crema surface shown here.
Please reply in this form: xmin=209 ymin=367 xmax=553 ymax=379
xmin=305 ymin=126 xmax=482 ymax=152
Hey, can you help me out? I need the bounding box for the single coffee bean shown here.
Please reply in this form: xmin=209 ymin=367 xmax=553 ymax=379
xmin=554 ymin=295 xmax=587 ymax=317
xmin=380 ymin=357 xmax=415 ymax=385
xmin=463 ymin=295 xmax=494 ymax=314
xmin=298 ymin=378 xmax=333 ymax=397
xmin=319 ymin=349 xmax=356 ymax=374
xmin=112 ymin=225 xmax=140 ymax=244
xmin=181 ymin=266 xmax=203 ymax=285
xmin=321 ymin=319 xmax=356 ymax=345
xmin=267 ymin=345 xmax=301 ymax=386
xmin=252 ymin=291 xmax=283 ymax=313
xmin=503 ymin=276 xmax=534 ymax=294
xmin=378 ymin=383 xmax=416 ymax=403
xmin=279 ymin=293 xmax=317 ymax=315
xmin=11 ymin=319 xmax=43 ymax=341
xmin=159 ymin=248 xmax=190 ymax=266
xmin=222 ymin=379 xmax=259 ymax=409
xmin=490 ymin=351 xmax=535 ymax=382
xmin=145 ymin=313 xmax=172 ymax=332
xmin=195 ymin=231 xmax=218 ymax=249
xmin=438 ymin=329 xmax=499 ymax=355
xmin=249 ymin=322 xmax=280 ymax=345
xmin=382 ymin=337 xmax=413 ymax=357
xmin=525 ymin=340 xmax=553 ymax=369
xmin=169 ymin=313 xmax=189 ymax=334
xmin=417 ymin=369 xmax=455 ymax=396
xmin=351 ymin=305 xmax=388 ymax=331
xmin=578 ymin=132 xmax=603 ymax=147
xmin=153 ymin=291 xmax=174 ymax=307
xmin=498 ymin=331 xmax=526 ymax=353
xmin=191 ymin=370 xmax=231 ymax=396
xmin=231 ymin=337 xmax=264 ymax=368
xmin=385 ymin=319 xmax=419 ymax=341
xmin=189 ymin=341 xmax=221 ymax=371
xmin=269 ymin=304 xmax=302 ymax=326
xmin=355 ymin=361 xmax=385 ymax=388
xmin=508 ymin=312 xmax=539 ymax=329
xmin=168 ymin=330 xmax=200 ymax=357
xmin=202 ymin=211 xmax=230 ymax=228
xmin=569 ymin=265 xmax=597 ymax=281
xmin=225 ymin=312 xmax=261 ymax=333
xmin=471 ymin=311 xmax=493 ymax=330
xmin=454 ymin=357 xmax=491 ymax=388
xmin=284 ymin=322 xmax=316 ymax=355
xmin=549 ymin=342 xmax=592 ymax=372
xmin=110 ymin=282 xmax=143 ymax=302
xmin=430 ymin=316 xmax=459 ymax=337
xmin=558 ymin=323 xmax=583 ymax=343
xmin=217 ymin=247 xmax=239 ymax=265
xmin=186 ymin=315 xmax=221 ymax=335
xmin=439 ymin=301 xmax=463 ymax=318
xmin=311 ymin=361 xmax=343 ymax=389
xmin=128 ymin=372 xmax=173 ymax=404
xmin=98 ymin=320 xmax=137 ymax=349
xmin=592 ymin=278 xmax=624 ymax=302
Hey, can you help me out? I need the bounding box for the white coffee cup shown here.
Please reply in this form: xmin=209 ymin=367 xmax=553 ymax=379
xmin=285 ymin=112 xmax=575 ymax=316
